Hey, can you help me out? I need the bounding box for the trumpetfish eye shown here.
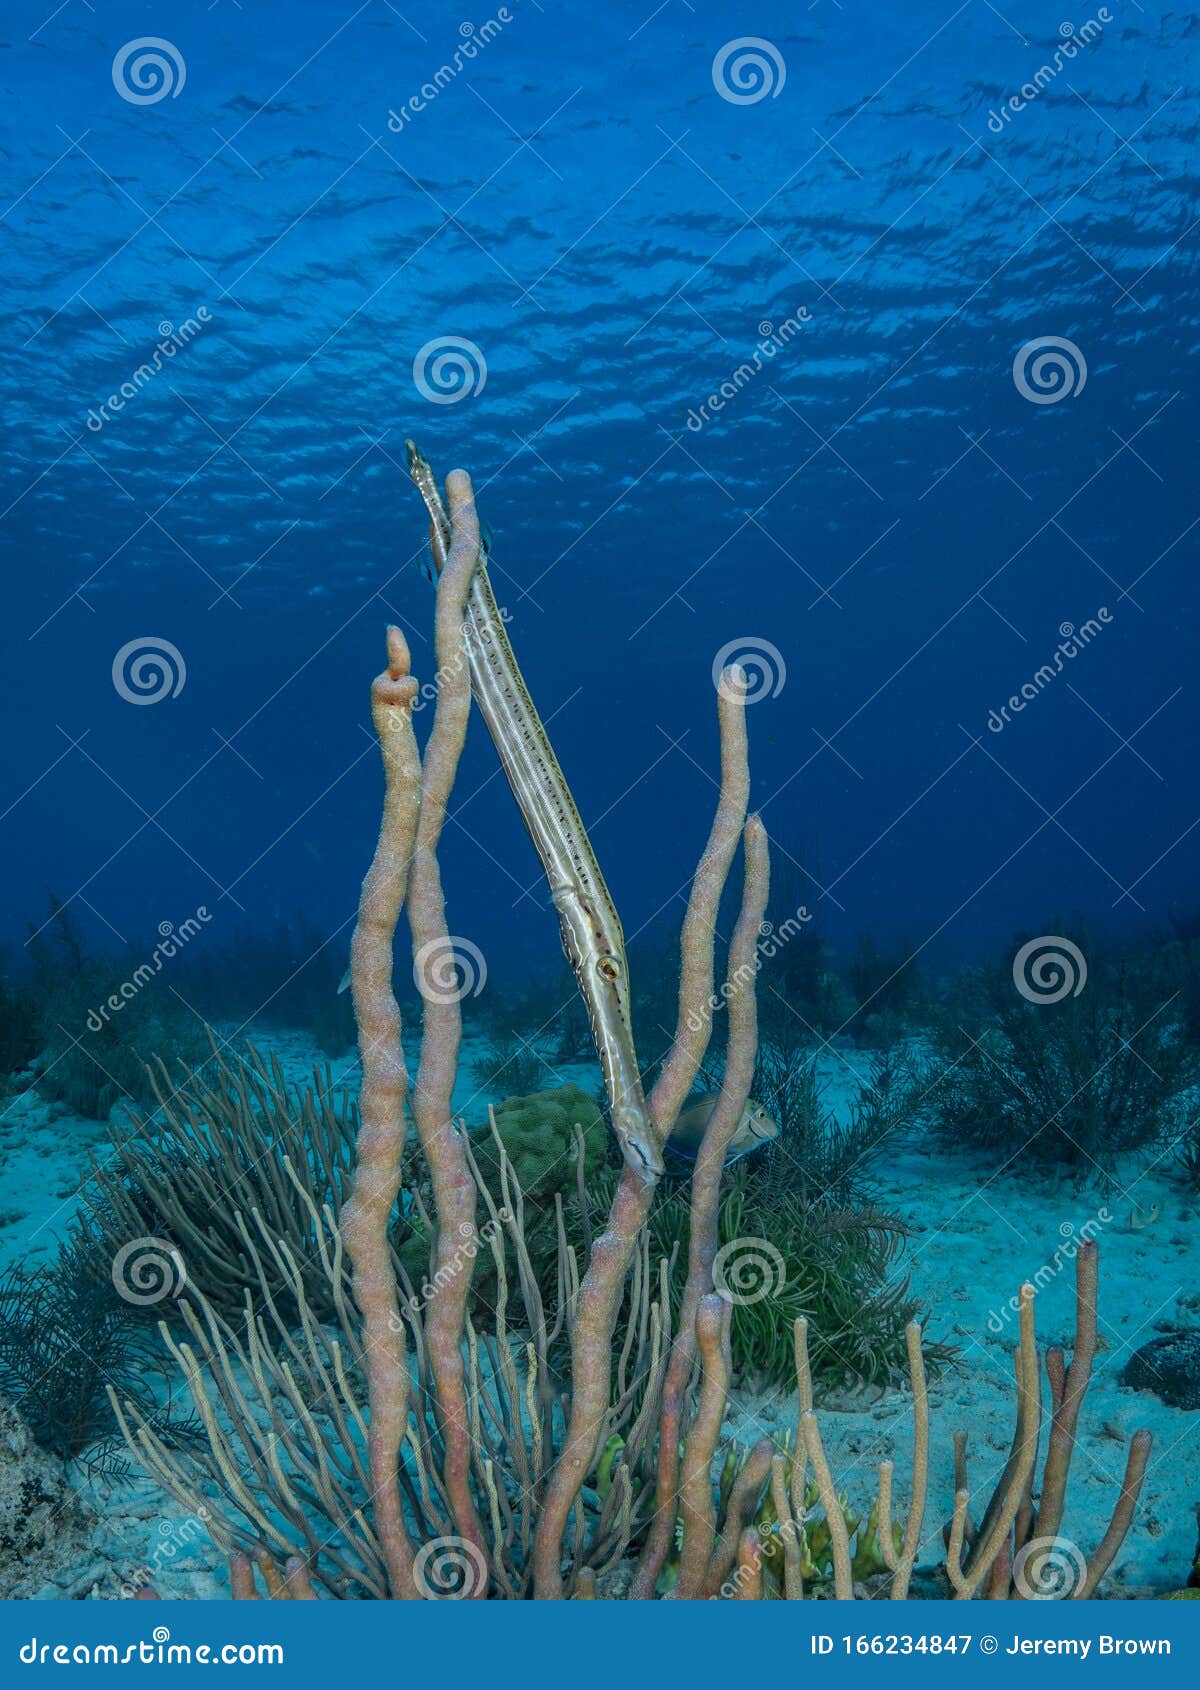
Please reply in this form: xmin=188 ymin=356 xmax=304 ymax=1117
xmin=597 ymin=956 xmax=620 ymax=982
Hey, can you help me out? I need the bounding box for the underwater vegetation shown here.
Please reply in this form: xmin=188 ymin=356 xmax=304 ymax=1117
xmin=749 ymin=1036 xmax=922 ymax=1206
xmin=720 ymin=1244 xmax=1150 ymax=1601
xmin=644 ymin=1174 xmax=942 ymax=1392
xmin=179 ymin=917 xmax=359 ymax=1059
xmin=0 ymin=1243 xmax=196 ymax=1476
xmin=923 ymin=934 xmax=1197 ymax=1178
xmin=81 ymin=1042 xmax=911 ymax=1399
xmin=3 ymin=899 xmax=209 ymax=1121
xmin=469 ymin=1033 xmax=549 ymax=1099
xmin=79 ymin=1042 xmax=360 ymax=1323
xmin=96 ymin=457 xmax=1155 ymax=1602
xmin=0 ymin=961 xmax=40 ymax=1081
xmin=468 ymin=1084 xmax=607 ymax=1204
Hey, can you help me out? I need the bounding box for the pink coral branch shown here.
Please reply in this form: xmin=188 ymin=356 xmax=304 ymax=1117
xmin=535 ymin=668 xmax=751 ymax=1599
xmin=406 ymin=469 xmax=488 ymax=1573
xmin=339 ymin=625 xmax=422 ymax=1600
xmin=633 ymin=807 xmax=769 ymax=1598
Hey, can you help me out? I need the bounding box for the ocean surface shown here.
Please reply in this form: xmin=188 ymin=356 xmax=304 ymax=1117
xmin=2 ymin=0 xmax=1196 ymax=976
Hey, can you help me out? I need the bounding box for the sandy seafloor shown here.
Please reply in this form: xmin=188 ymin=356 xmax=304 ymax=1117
xmin=1 ymin=1027 xmax=1196 ymax=1600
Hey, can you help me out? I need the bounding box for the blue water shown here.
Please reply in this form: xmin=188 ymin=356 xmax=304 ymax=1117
xmin=2 ymin=0 xmax=1196 ymax=976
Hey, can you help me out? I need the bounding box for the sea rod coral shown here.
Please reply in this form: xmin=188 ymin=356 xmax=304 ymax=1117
xmin=111 ymin=456 xmax=1151 ymax=1600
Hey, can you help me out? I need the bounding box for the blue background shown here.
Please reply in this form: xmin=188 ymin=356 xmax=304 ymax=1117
xmin=1 ymin=0 xmax=1196 ymax=979
xmin=2 ymin=1599 xmax=1198 ymax=1679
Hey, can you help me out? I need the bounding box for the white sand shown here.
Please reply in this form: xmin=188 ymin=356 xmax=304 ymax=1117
xmin=722 ymin=1047 xmax=1199 ymax=1596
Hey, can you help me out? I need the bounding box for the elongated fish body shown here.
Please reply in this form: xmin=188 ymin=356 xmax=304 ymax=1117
xmin=665 ymin=1093 xmax=780 ymax=1165
xmin=406 ymin=441 xmax=664 ymax=1178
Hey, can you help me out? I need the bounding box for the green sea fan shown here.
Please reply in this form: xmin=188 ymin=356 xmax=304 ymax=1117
xmin=642 ymin=1172 xmax=948 ymax=1391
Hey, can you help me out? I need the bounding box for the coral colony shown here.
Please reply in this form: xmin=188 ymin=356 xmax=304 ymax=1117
xmin=100 ymin=453 xmax=1154 ymax=1601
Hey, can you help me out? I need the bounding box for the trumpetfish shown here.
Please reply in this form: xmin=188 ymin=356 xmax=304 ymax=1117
xmin=406 ymin=440 xmax=664 ymax=1179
